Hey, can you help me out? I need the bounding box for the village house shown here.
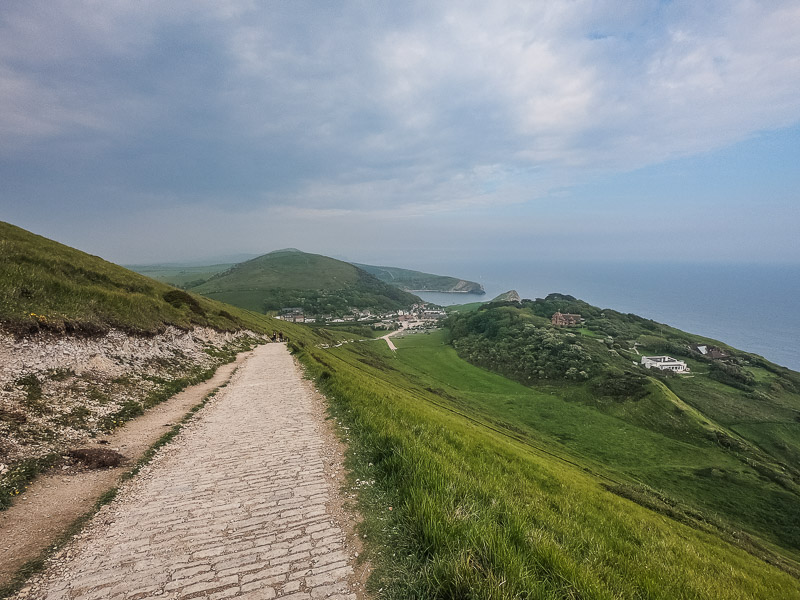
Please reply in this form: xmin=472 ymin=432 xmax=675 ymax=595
xmin=278 ymin=307 xmax=305 ymax=323
xmin=551 ymin=312 xmax=581 ymax=327
xmin=641 ymin=356 xmax=689 ymax=373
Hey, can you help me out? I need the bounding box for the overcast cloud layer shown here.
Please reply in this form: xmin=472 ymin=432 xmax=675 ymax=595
xmin=1 ymin=1 xmax=799 ymax=264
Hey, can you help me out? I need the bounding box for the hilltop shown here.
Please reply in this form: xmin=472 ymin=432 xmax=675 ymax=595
xmin=353 ymin=263 xmax=485 ymax=294
xmin=491 ymin=289 xmax=520 ymax=302
xmin=185 ymin=249 xmax=420 ymax=316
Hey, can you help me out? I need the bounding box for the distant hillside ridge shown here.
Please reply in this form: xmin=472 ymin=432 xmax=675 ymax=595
xmin=187 ymin=249 xmax=420 ymax=315
xmin=354 ymin=263 xmax=485 ymax=294
xmin=0 ymin=221 xmax=276 ymax=336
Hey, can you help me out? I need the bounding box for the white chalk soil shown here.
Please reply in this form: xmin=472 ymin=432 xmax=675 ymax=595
xmin=15 ymin=344 xmax=367 ymax=600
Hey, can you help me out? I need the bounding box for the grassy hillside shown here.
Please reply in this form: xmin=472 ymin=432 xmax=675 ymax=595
xmin=287 ymin=327 xmax=800 ymax=598
xmin=0 ymin=221 xmax=276 ymax=335
xmin=187 ymin=249 xmax=420 ymax=315
xmin=354 ymin=263 xmax=485 ymax=294
xmin=444 ymin=295 xmax=800 ymax=556
xmin=126 ymin=262 xmax=235 ymax=289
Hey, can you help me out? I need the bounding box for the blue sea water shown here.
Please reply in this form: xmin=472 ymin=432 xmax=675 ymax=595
xmin=413 ymin=261 xmax=800 ymax=372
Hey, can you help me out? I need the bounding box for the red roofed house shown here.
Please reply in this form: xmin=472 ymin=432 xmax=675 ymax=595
xmin=552 ymin=312 xmax=581 ymax=327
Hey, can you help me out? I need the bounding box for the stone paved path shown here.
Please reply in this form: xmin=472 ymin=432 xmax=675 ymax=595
xmin=20 ymin=344 xmax=360 ymax=600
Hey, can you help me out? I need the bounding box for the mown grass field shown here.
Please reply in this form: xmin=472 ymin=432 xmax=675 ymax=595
xmin=290 ymin=329 xmax=800 ymax=598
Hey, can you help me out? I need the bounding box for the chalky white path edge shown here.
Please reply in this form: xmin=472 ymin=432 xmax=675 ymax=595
xmin=17 ymin=343 xmax=365 ymax=600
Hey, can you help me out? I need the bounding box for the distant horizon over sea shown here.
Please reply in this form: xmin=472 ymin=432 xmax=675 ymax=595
xmin=412 ymin=261 xmax=800 ymax=372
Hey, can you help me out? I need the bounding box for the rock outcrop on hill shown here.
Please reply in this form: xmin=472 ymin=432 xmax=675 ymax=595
xmin=491 ymin=290 xmax=521 ymax=303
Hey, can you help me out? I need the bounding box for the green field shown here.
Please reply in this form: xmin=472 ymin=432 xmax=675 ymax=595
xmin=292 ymin=329 xmax=800 ymax=598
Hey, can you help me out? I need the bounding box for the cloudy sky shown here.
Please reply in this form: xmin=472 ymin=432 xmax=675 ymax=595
xmin=1 ymin=0 xmax=799 ymax=267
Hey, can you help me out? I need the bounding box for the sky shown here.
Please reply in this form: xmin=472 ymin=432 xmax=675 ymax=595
xmin=1 ymin=0 xmax=799 ymax=267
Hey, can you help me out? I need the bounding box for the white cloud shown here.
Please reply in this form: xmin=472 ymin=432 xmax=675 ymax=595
xmin=1 ymin=0 xmax=799 ymax=262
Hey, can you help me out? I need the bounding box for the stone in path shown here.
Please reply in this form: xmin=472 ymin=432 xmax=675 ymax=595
xmin=20 ymin=344 xmax=361 ymax=600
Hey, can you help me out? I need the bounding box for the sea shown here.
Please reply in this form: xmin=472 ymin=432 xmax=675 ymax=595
xmin=412 ymin=261 xmax=800 ymax=372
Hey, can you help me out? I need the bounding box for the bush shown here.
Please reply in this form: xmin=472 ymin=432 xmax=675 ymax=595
xmin=162 ymin=289 xmax=205 ymax=316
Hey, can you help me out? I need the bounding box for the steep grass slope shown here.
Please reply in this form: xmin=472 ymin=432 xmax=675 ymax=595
xmin=353 ymin=263 xmax=485 ymax=294
xmin=290 ymin=330 xmax=800 ymax=598
xmin=188 ymin=249 xmax=420 ymax=314
xmin=0 ymin=222 xmax=272 ymax=335
xmin=444 ymin=297 xmax=800 ymax=557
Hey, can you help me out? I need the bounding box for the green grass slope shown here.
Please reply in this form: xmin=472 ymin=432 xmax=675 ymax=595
xmin=287 ymin=329 xmax=800 ymax=598
xmin=353 ymin=263 xmax=485 ymax=294
xmin=188 ymin=249 xmax=420 ymax=314
xmin=0 ymin=221 xmax=274 ymax=335
xmin=126 ymin=263 xmax=235 ymax=289
xmin=443 ymin=296 xmax=800 ymax=558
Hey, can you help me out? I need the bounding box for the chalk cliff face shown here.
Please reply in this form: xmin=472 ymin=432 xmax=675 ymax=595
xmin=449 ymin=279 xmax=486 ymax=294
xmin=0 ymin=327 xmax=262 ymax=470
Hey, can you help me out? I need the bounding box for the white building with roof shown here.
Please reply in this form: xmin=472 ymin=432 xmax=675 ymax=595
xmin=641 ymin=356 xmax=689 ymax=373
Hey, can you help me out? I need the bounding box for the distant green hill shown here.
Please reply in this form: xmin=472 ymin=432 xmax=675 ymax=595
xmin=187 ymin=249 xmax=420 ymax=315
xmin=0 ymin=221 xmax=273 ymax=335
xmin=354 ymin=263 xmax=485 ymax=294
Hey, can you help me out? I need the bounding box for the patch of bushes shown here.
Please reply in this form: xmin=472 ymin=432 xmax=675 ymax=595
xmin=55 ymin=406 xmax=92 ymax=428
xmin=15 ymin=373 xmax=48 ymax=414
xmin=162 ymin=289 xmax=206 ymax=316
xmin=591 ymin=371 xmax=650 ymax=401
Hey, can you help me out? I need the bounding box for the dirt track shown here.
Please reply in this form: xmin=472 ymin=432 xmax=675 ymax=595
xmin=0 ymin=353 xmax=248 ymax=587
xmin=13 ymin=344 xmax=365 ymax=599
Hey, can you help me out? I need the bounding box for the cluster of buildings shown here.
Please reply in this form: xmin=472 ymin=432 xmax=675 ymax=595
xmin=275 ymin=304 xmax=446 ymax=329
xmin=548 ymin=311 xmax=692 ymax=374
xmin=551 ymin=312 xmax=582 ymax=327
xmin=640 ymin=355 xmax=690 ymax=373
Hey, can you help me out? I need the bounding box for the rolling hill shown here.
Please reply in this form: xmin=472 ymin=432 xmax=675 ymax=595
xmin=291 ymin=311 xmax=800 ymax=597
xmin=444 ymin=294 xmax=800 ymax=557
xmin=186 ymin=249 xmax=421 ymax=315
xmin=0 ymin=221 xmax=275 ymax=335
xmin=353 ymin=263 xmax=485 ymax=294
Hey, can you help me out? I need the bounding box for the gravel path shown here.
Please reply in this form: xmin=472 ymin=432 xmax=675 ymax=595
xmin=18 ymin=343 xmax=362 ymax=600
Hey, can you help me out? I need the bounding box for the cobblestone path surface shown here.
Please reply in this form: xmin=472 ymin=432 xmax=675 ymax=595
xmin=20 ymin=344 xmax=361 ymax=600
